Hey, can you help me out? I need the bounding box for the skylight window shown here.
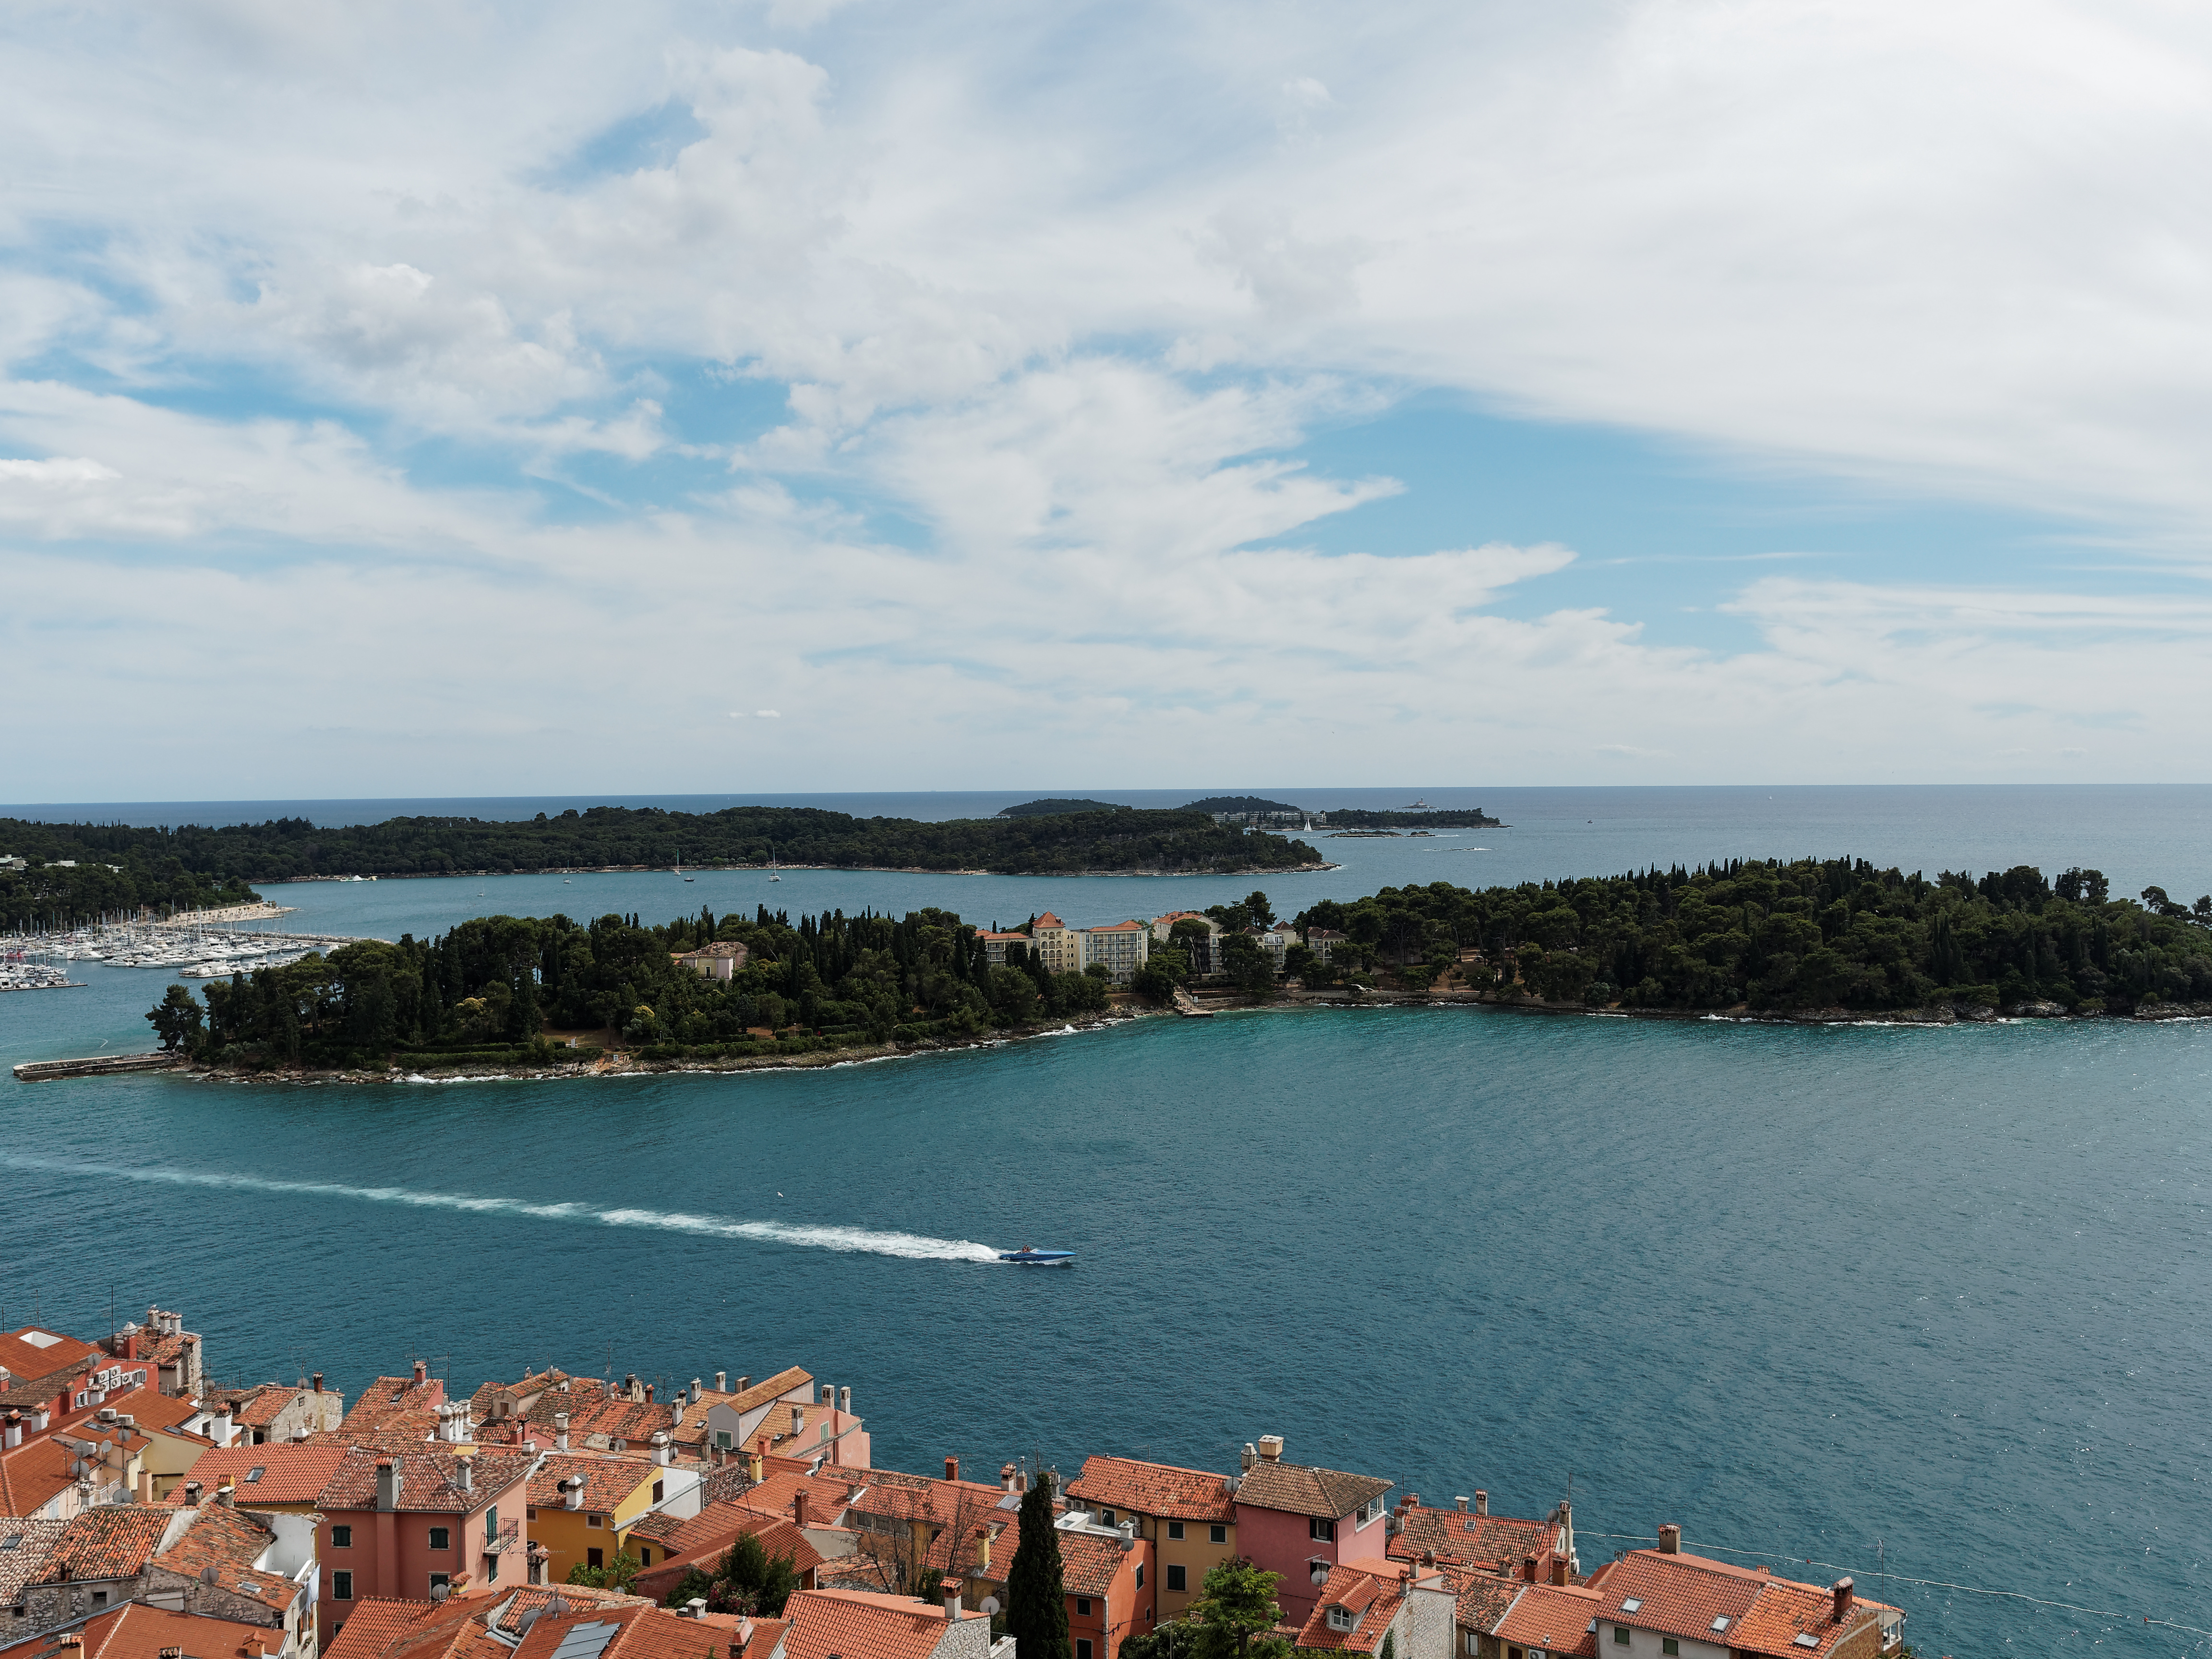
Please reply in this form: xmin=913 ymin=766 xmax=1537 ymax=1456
xmin=1711 ymin=1618 xmax=1730 ymax=1632
xmin=1620 ymin=1600 xmax=1642 ymax=1614
xmin=1793 ymin=1637 xmax=1820 ymax=1650
xmin=246 ymin=1467 xmax=265 ymax=1483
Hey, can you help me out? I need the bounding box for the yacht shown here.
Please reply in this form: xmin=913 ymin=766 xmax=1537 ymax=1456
xmin=998 ymin=1247 xmax=1075 ymax=1267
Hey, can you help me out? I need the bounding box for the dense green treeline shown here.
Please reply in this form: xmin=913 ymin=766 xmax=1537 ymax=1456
xmin=147 ymin=902 xmax=1115 ymax=1068
xmin=1292 ymin=858 xmax=2212 ymax=1011
xmin=1 ymin=856 xmax=258 ymax=933
xmin=8 ymin=805 xmax=1319 ymax=883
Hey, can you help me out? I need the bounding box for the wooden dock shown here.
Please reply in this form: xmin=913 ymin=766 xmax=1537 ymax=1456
xmin=12 ymin=1052 xmax=182 ymax=1082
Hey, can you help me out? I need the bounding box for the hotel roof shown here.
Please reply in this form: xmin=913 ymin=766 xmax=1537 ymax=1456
xmin=1233 ymin=1459 xmax=1392 ymax=1522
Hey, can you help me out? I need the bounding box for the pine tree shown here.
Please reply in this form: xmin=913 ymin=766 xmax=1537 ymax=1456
xmin=1005 ymin=1475 xmax=1070 ymax=1659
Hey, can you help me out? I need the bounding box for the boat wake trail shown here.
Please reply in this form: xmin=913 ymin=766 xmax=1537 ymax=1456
xmin=0 ymin=1154 xmax=1001 ymax=1262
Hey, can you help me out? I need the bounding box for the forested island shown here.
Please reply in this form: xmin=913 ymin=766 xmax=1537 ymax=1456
xmin=0 ymin=805 xmax=1323 ymax=916
xmin=136 ymin=854 xmax=2212 ymax=1080
xmin=1277 ymin=856 xmax=2212 ymax=1014
xmin=143 ymin=902 xmax=1122 ymax=1072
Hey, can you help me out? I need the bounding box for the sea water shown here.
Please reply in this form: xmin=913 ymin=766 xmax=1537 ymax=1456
xmin=4 ymin=786 xmax=2211 ymax=1656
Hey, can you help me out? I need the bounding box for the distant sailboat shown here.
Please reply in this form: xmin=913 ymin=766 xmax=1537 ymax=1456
xmin=768 ymin=842 xmax=781 ymax=881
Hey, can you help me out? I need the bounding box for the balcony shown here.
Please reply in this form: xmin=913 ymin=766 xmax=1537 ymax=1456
xmin=484 ymin=1518 xmax=524 ymax=1554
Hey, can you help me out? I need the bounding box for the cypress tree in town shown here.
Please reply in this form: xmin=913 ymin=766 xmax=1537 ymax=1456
xmin=1005 ymin=1473 xmax=1070 ymax=1659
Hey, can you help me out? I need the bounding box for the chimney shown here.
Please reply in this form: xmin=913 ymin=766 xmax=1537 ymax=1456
xmin=839 ymin=1386 xmax=851 ymax=1414
xmin=137 ymin=1468 xmax=154 ymax=1504
xmin=748 ymin=1447 xmax=764 ymax=1483
xmin=822 ymin=1384 xmax=834 ymax=1407
xmin=943 ymin=1581 xmax=963 ymax=1620
xmin=945 ymin=1457 xmax=960 ymax=1483
xmin=644 ymin=1384 xmax=654 ymax=1404
xmin=1240 ymin=1443 xmax=1256 ymax=1472
xmin=793 ymin=1489 xmax=809 ymax=1529
xmin=33 ymin=1407 xmax=50 ymax=1431
xmin=1550 ymin=1559 xmax=1568 ymax=1587
xmin=312 ymin=1374 xmax=324 ymax=1394
xmin=563 ymin=1477 xmax=583 ymax=1512
xmin=651 ymin=1432 xmax=671 ymax=1467
xmin=3 ymin=1412 xmax=19 ymax=1450
xmin=554 ymin=1413 xmax=570 ymax=1453
xmin=376 ymin=1459 xmax=400 ymax=1512
xmin=457 ymin=1456 xmax=474 ymax=1494
xmin=790 ymin=1405 xmax=805 ymax=1437
xmin=734 ymin=1376 xmax=751 ymax=1395
xmin=715 ymin=1372 xmax=728 ymax=1393
xmin=1015 ymin=1468 xmax=1029 ymax=1493
xmin=1256 ymin=1436 xmax=1284 ymax=1463
xmin=1832 ymin=1579 xmax=1854 ymax=1622
xmin=1657 ymin=1525 xmax=1681 ymax=1555
xmin=687 ymin=1599 xmax=709 ymax=1621
xmin=184 ymin=1480 xmax=203 ymax=1507
xmin=413 ymin=1360 xmax=427 ymax=1385
xmin=692 ymin=1379 xmax=704 ymax=1402
xmin=976 ymin=1527 xmax=993 ymax=1571
xmin=123 ymin=1333 xmax=140 ymax=1361
xmin=1001 ymin=1464 xmax=1018 ymax=1493
xmin=211 ymin=1405 xmax=232 ymax=1446
xmin=1474 ymin=1491 xmax=1488 ymax=1516
xmin=217 ymin=1481 xmax=236 ymax=1508
xmin=1521 ymin=1555 xmax=1537 ymax=1584
xmin=1118 ymin=1522 xmax=1135 ymax=1553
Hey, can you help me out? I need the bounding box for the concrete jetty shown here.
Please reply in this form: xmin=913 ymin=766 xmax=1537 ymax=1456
xmin=12 ymin=1052 xmax=182 ymax=1082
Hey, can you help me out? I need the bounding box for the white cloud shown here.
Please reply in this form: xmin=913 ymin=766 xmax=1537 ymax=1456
xmin=3 ymin=0 xmax=2212 ymax=793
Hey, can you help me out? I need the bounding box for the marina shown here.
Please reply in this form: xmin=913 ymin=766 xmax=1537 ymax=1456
xmin=3 ymin=914 xmax=377 ymax=982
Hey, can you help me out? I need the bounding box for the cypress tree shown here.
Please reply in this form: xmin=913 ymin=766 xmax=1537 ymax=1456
xmin=1005 ymin=1475 xmax=1070 ymax=1659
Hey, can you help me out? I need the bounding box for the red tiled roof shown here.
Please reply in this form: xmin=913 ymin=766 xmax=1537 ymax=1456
xmin=1582 ymin=1552 xmax=1768 ymax=1647
xmin=342 ymin=1377 xmax=443 ymax=1435
xmin=1294 ymin=1560 xmax=1408 ymax=1654
xmin=1057 ymin=1530 xmax=1134 ymax=1599
xmin=40 ymin=1604 xmax=284 ymax=1659
xmin=525 ymin=1453 xmax=659 ymax=1513
xmin=162 ymin=1444 xmax=349 ymax=1506
xmin=151 ymin=1503 xmax=301 ymax=1610
xmin=1494 ymin=1583 xmax=1602 ymax=1659
xmin=40 ymin=1505 xmax=178 ymax=1581
xmin=0 ymin=1438 xmax=79 ymax=1517
xmin=321 ymin=1598 xmax=440 ymax=1659
xmin=0 ymin=1329 xmax=103 ymax=1384
xmin=781 ymin=1588 xmax=963 ymax=1659
xmin=1387 ymin=1506 xmax=1554 ymax=1572
xmin=1725 ymin=1578 xmax=1895 ymax=1659
xmin=318 ymin=1448 xmax=537 ymax=1514
xmin=235 ymin=1388 xmax=305 ymax=1430
xmin=0 ymin=1518 xmax=68 ymax=1599
xmin=1068 ymin=1457 xmax=1235 ymax=1523
xmin=1233 ymin=1460 xmax=1391 ymax=1522
xmin=117 ymin=1390 xmax=207 ymax=1434
xmin=1452 ymin=1574 xmax=1521 ymax=1634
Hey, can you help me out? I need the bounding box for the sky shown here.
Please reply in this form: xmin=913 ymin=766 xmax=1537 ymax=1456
xmin=4 ymin=0 xmax=2212 ymax=798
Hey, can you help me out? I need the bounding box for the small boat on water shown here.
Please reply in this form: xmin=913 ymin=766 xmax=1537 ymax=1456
xmin=998 ymin=1247 xmax=1075 ymax=1267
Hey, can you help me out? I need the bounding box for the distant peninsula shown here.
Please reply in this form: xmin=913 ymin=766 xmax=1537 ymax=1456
xmin=0 ymin=805 xmax=1328 ymax=926
xmin=995 ymin=798 xmax=1133 ymax=817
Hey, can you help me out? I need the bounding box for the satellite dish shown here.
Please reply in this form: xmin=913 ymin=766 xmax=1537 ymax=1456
xmin=1310 ymin=1563 xmax=1329 ymax=1587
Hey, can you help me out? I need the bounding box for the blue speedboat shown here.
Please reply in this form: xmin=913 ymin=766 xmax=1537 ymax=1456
xmin=998 ymin=1246 xmax=1076 ymax=1267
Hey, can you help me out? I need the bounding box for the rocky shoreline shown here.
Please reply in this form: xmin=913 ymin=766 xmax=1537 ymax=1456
xmin=267 ymin=860 xmax=1337 ymax=882
xmin=1238 ymin=986 xmax=2212 ymax=1025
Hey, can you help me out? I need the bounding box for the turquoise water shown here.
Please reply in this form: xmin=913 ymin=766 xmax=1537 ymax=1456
xmin=6 ymin=787 xmax=2212 ymax=1655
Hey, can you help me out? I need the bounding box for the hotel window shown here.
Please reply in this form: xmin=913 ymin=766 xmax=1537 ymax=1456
xmin=1077 ymin=1644 xmax=1094 ymax=1659
xmin=588 ymin=1549 xmax=604 ymax=1570
xmin=1613 ymin=1632 xmax=1629 ymax=1647
xmin=1210 ymin=1526 xmax=1226 ymax=1545
xmin=331 ymin=1527 xmax=352 ymax=1549
xmin=1662 ymin=1643 xmax=1679 ymax=1657
xmin=528 ymin=1509 xmax=538 ymax=1522
xmin=640 ymin=1550 xmax=651 ymax=1567
xmin=588 ymin=1514 xmax=603 ymax=1527
xmin=1101 ymin=1511 xmax=1116 ymax=1527
xmin=429 ymin=1575 xmax=450 ymax=1594
xmin=332 ymin=1573 xmax=354 ymax=1601
xmin=1167 ymin=1522 xmax=1184 ymax=1541
xmin=652 ymin=1480 xmax=664 ymax=1503
xmin=1310 ymin=1518 xmax=1335 ymax=1542
xmin=1166 ymin=1566 xmax=1186 ymax=1593
xmin=485 ymin=1507 xmax=498 ymax=1544
xmin=429 ymin=1528 xmax=449 ymax=1552
xmin=1077 ymin=1599 xmax=1093 ymax=1617
xmin=1135 ymin=1565 xmax=1144 ymax=1589
xmin=488 ymin=1554 xmax=498 ymax=1582
xmin=1465 ymin=1636 xmax=1479 ymax=1656
xmin=716 ymin=1431 xmax=733 ymax=1451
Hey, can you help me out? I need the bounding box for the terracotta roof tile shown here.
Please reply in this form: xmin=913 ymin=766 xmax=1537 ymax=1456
xmin=526 ymin=1454 xmax=659 ymax=1513
xmin=115 ymin=1391 xmax=207 ymax=1435
xmin=1494 ymin=1583 xmax=1602 ymax=1659
xmin=1057 ymin=1530 xmax=1133 ymax=1599
xmin=26 ymin=1603 xmax=284 ymax=1659
xmin=1294 ymin=1560 xmax=1409 ymax=1655
xmin=1452 ymin=1575 xmax=1521 ymax=1633
xmin=0 ymin=1331 xmax=103 ymax=1385
xmin=1068 ymin=1457 xmax=1234 ymax=1524
xmin=1582 ymin=1552 xmax=1768 ymax=1646
xmin=39 ymin=1505 xmax=176 ymax=1580
xmin=1708 ymin=1575 xmax=1899 ymax=1659
xmin=151 ymin=1504 xmax=302 ymax=1609
xmin=0 ymin=1439 xmax=79 ymax=1517
xmin=163 ymin=1445 xmax=349 ymax=1506
xmin=1233 ymin=1460 xmax=1391 ymax=1522
xmin=318 ymin=1448 xmax=537 ymax=1514
xmin=321 ymin=1597 xmax=440 ymax=1659
xmin=0 ymin=1518 xmax=69 ymax=1600
xmin=342 ymin=1379 xmax=444 ymax=1435
xmin=780 ymin=1588 xmax=964 ymax=1659
xmin=1386 ymin=1507 xmax=1554 ymax=1572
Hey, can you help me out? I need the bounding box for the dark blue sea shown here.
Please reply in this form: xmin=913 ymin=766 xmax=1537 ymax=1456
xmin=5 ymin=786 xmax=2210 ymax=1657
